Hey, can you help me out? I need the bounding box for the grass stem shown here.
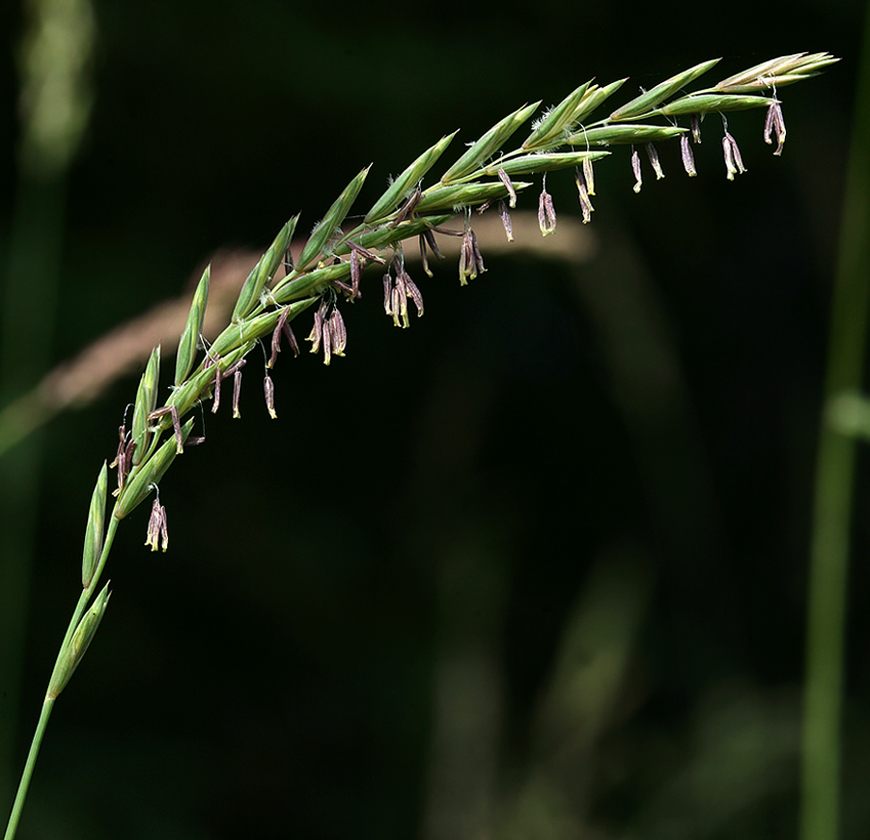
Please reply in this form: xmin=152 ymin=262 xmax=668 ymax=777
xmin=800 ymin=8 xmax=870 ymax=840
xmin=3 ymin=514 xmax=120 ymax=840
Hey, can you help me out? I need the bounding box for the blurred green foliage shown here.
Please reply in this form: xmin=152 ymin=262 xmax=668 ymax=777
xmin=1 ymin=1 xmax=867 ymax=838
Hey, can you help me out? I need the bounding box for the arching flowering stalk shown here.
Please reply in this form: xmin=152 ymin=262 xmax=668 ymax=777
xmin=5 ymin=51 xmax=837 ymax=840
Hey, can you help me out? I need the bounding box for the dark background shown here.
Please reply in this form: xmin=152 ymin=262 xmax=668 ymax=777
xmin=1 ymin=1 xmax=867 ymax=838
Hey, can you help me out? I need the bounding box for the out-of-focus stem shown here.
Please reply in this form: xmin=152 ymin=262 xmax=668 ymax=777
xmin=801 ymin=7 xmax=870 ymax=840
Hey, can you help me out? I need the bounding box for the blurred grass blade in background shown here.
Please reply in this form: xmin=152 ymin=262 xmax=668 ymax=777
xmin=801 ymin=5 xmax=870 ymax=840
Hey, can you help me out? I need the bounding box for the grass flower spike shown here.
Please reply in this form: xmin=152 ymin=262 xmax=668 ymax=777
xmin=4 ymin=51 xmax=837 ymax=840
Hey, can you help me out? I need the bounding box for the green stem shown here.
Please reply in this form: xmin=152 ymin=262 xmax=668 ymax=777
xmin=3 ymin=698 xmax=56 ymax=840
xmin=800 ymin=8 xmax=870 ymax=840
xmin=3 ymin=513 xmax=120 ymax=840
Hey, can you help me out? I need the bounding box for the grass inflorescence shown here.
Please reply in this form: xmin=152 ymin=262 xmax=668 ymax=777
xmin=3 ymin=51 xmax=837 ymax=840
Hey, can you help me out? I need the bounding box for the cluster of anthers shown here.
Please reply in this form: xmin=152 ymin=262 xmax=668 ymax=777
xmin=625 ymin=99 xmax=787 ymax=193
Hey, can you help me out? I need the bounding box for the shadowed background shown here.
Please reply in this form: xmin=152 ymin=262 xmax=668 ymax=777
xmin=0 ymin=1 xmax=867 ymax=839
